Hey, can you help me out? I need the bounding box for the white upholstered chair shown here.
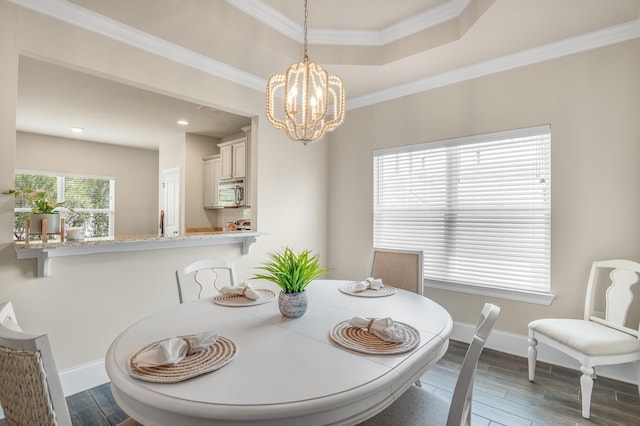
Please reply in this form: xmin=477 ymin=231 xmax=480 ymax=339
xmin=176 ymin=259 xmax=238 ymax=303
xmin=359 ymin=303 xmax=500 ymax=426
xmin=528 ymin=259 xmax=640 ymax=419
xmin=368 ymin=247 xmax=424 ymax=295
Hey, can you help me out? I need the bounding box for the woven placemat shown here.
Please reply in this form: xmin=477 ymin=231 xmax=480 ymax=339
xmin=128 ymin=335 xmax=237 ymax=383
xmin=338 ymin=282 xmax=396 ymax=297
xmin=212 ymin=289 xmax=276 ymax=306
xmin=329 ymin=320 xmax=420 ymax=355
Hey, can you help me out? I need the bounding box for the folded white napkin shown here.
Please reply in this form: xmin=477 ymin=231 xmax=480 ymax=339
xmin=184 ymin=332 xmax=219 ymax=353
xmin=220 ymin=282 xmax=260 ymax=300
xmin=348 ymin=317 xmax=406 ymax=343
xmin=133 ymin=331 xmax=219 ymax=367
xmin=352 ymin=277 xmax=384 ymax=292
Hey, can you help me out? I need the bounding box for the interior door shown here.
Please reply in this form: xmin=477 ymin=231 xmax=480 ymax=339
xmin=161 ymin=167 xmax=180 ymax=236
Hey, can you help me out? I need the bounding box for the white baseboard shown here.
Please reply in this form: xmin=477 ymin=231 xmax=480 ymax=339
xmin=452 ymin=321 xmax=639 ymax=386
xmin=59 ymin=359 xmax=109 ymax=396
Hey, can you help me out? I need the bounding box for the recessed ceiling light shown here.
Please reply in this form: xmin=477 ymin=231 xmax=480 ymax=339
xmin=198 ymin=105 xmax=219 ymax=113
xmin=70 ymin=127 xmax=84 ymax=133
xmin=177 ymin=120 xmax=189 ymax=126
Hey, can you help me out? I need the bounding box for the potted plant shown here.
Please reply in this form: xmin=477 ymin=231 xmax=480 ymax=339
xmin=253 ymin=247 xmax=328 ymax=318
xmin=3 ymin=188 xmax=72 ymax=235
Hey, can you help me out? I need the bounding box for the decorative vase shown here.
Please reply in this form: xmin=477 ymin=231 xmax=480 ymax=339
xmin=29 ymin=214 xmax=61 ymax=234
xmin=278 ymin=290 xmax=308 ymax=318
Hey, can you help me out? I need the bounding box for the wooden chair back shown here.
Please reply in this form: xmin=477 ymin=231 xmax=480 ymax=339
xmin=369 ymin=248 xmax=424 ymax=295
xmin=584 ymin=259 xmax=640 ymax=338
xmin=448 ymin=303 xmax=500 ymax=425
xmin=176 ymin=259 xmax=238 ymax=303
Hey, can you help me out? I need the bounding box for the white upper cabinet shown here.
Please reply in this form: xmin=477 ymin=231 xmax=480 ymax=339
xmin=203 ymin=154 xmax=221 ymax=209
xmin=219 ymin=144 xmax=233 ymax=180
xmin=232 ymin=142 xmax=246 ymax=179
xmin=218 ymin=138 xmax=246 ymax=180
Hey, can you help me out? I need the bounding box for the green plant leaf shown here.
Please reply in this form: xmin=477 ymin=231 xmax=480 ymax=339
xmin=252 ymin=246 xmax=328 ymax=293
xmin=3 ymin=188 xmax=73 ymax=214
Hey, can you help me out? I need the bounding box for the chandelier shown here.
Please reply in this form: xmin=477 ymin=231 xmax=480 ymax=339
xmin=266 ymin=0 xmax=345 ymax=144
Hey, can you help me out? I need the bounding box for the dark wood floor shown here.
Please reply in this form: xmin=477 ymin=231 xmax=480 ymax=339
xmin=2 ymin=340 xmax=638 ymax=425
xmin=0 ymin=382 xmax=131 ymax=426
xmin=425 ymin=341 xmax=640 ymax=426
xmin=66 ymin=384 xmax=132 ymax=426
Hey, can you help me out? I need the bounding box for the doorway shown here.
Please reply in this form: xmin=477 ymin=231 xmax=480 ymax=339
xmin=161 ymin=167 xmax=180 ymax=236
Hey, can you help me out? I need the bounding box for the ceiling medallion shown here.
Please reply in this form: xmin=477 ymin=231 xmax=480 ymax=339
xmin=266 ymin=0 xmax=345 ymax=144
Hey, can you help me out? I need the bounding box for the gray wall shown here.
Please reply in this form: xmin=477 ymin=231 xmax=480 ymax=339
xmin=16 ymin=132 xmax=159 ymax=236
xmin=2 ymin=0 xmax=639 ymax=384
xmin=327 ymin=38 xmax=640 ymax=336
xmin=0 ymin=2 xmax=328 ymax=372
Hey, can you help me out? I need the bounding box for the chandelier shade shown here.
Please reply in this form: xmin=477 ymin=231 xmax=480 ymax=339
xmin=265 ymin=0 xmax=345 ymax=144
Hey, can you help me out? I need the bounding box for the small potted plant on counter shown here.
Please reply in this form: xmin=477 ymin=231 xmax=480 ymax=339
xmin=3 ymin=188 xmax=72 ymax=236
xmin=253 ymin=247 xmax=328 ymax=318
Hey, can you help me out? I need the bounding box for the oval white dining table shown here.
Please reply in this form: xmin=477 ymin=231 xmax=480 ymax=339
xmin=105 ymin=279 xmax=453 ymax=425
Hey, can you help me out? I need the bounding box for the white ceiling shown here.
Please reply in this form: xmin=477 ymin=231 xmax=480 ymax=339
xmin=13 ymin=0 xmax=640 ymax=149
xmin=17 ymin=57 xmax=252 ymax=149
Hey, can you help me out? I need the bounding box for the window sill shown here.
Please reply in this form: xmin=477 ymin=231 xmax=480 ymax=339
xmin=14 ymin=231 xmax=264 ymax=278
xmin=424 ymin=280 xmax=555 ymax=306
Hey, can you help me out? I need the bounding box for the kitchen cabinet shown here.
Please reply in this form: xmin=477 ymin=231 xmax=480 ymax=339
xmin=203 ymin=154 xmax=221 ymax=209
xmin=218 ymin=138 xmax=246 ymax=180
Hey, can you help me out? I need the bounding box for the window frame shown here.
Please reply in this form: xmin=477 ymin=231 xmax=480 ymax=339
xmin=13 ymin=169 xmax=115 ymax=240
xmin=373 ymin=125 xmax=554 ymax=305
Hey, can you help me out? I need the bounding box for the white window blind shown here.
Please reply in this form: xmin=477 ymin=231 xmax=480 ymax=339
xmin=373 ymin=125 xmax=551 ymax=294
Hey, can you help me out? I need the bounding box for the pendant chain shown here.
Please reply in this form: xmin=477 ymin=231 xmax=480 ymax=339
xmin=303 ymin=0 xmax=309 ymax=61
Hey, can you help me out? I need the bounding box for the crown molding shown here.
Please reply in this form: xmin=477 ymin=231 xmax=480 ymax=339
xmin=225 ymin=0 xmax=471 ymax=46
xmin=224 ymin=0 xmax=303 ymax=42
xmin=9 ymin=0 xmax=640 ymax=113
xmin=346 ymin=19 xmax=640 ymax=110
xmin=381 ymin=0 xmax=471 ymax=46
xmin=10 ymin=0 xmax=266 ymax=92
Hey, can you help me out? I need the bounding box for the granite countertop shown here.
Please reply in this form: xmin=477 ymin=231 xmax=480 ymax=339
xmin=14 ymin=230 xmax=256 ymax=249
xmin=14 ymin=230 xmax=264 ymax=277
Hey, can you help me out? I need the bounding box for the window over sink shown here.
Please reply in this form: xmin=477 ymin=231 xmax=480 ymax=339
xmin=13 ymin=171 xmax=114 ymax=241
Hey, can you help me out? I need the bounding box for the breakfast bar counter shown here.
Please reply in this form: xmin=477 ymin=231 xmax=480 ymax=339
xmin=13 ymin=231 xmax=264 ymax=277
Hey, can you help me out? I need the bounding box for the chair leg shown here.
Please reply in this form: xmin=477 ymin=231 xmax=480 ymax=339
xmin=527 ymin=335 xmax=537 ymax=381
xmin=579 ymin=365 xmax=594 ymax=419
xmin=636 ymin=362 xmax=640 ymax=398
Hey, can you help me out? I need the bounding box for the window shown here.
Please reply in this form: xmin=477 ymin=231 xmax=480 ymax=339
xmin=373 ymin=125 xmax=551 ymax=303
xmin=13 ymin=171 xmax=115 ymax=241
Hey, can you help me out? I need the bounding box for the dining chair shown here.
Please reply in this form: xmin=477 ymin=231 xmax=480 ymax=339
xmin=176 ymin=259 xmax=238 ymax=303
xmin=368 ymin=247 xmax=424 ymax=295
xmin=0 ymin=301 xmax=141 ymax=426
xmin=0 ymin=302 xmax=142 ymax=426
xmin=359 ymin=303 xmax=500 ymax=426
xmin=528 ymin=259 xmax=640 ymax=419
xmin=0 ymin=300 xmax=72 ymax=425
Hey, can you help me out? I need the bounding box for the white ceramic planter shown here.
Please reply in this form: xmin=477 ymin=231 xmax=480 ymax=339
xmin=29 ymin=214 xmax=61 ymax=234
xmin=66 ymin=227 xmax=84 ymax=241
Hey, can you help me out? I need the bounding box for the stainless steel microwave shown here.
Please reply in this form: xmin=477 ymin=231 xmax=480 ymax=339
xmin=218 ymin=179 xmax=245 ymax=207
